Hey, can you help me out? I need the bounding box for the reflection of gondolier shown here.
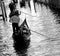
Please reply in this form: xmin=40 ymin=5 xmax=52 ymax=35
xmin=9 ymin=0 xmax=16 ymax=18
xmin=9 ymin=0 xmax=20 ymax=34
xmin=9 ymin=11 xmax=20 ymax=33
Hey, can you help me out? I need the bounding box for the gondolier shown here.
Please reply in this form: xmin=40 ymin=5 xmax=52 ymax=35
xmin=9 ymin=0 xmax=16 ymax=18
xmin=9 ymin=10 xmax=20 ymax=33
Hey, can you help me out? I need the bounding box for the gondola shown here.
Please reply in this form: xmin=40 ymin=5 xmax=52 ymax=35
xmin=12 ymin=18 xmax=31 ymax=55
xmin=19 ymin=18 xmax=31 ymax=37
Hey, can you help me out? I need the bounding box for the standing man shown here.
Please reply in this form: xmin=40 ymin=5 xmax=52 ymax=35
xmin=9 ymin=0 xmax=16 ymax=18
xmin=9 ymin=10 xmax=20 ymax=34
xmin=9 ymin=0 xmax=20 ymax=34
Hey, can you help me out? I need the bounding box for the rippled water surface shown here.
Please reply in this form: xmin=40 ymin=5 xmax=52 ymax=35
xmin=0 ymin=2 xmax=60 ymax=56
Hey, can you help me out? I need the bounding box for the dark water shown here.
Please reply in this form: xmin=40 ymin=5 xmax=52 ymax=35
xmin=12 ymin=33 xmax=30 ymax=56
xmin=48 ymin=4 xmax=60 ymax=24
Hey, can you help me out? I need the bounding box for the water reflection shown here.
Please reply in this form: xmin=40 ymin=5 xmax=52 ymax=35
xmin=12 ymin=19 xmax=31 ymax=56
xmin=0 ymin=1 xmax=60 ymax=56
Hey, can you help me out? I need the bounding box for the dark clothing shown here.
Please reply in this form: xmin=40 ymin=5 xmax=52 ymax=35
xmin=9 ymin=2 xmax=16 ymax=18
xmin=9 ymin=10 xmax=19 ymax=18
xmin=9 ymin=11 xmax=15 ymax=18
xmin=9 ymin=11 xmax=20 ymax=34
xmin=12 ymin=23 xmax=19 ymax=33
xmin=9 ymin=2 xmax=19 ymax=34
xmin=9 ymin=2 xmax=16 ymax=12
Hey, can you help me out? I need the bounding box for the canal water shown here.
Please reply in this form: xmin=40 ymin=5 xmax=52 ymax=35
xmin=0 ymin=2 xmax=60 ymax=56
